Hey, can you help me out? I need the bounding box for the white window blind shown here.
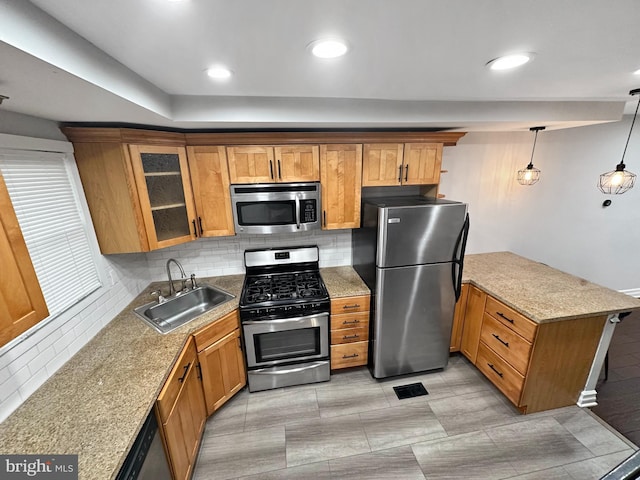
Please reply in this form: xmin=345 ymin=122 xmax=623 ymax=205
xmin=0 ymin=152 xmax=102 ymax=316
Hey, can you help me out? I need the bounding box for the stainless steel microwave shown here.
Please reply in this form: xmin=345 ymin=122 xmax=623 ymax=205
xmin=231 ymin=183 xmax=321 ymax=234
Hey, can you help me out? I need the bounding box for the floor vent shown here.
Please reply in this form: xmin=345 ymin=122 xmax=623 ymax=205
xmin=392 ymin=382 xmax=428 ymax=400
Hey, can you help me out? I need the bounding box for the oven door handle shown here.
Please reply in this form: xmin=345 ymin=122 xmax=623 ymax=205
xmin=295 ymin=194 xmax=301 ymax=229
xmin=251 ymin=362 xmax=327 ymax=375
xmin=243 ymin=313 xmax=328 ymax=325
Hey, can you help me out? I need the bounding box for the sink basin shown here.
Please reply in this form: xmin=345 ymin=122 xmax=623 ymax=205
xmin=133 ymin=285 xmax=235 ymax=334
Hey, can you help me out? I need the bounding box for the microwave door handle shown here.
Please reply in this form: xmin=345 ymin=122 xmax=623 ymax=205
xmin=295 ymin=194 xmax=301 ymax=229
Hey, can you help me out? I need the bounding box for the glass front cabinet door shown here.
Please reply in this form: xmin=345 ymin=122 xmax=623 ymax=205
xmin=129 ymin=145 xmax=198 ymax=250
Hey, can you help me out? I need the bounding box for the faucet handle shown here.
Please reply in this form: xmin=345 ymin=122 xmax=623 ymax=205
xmin=150 ymin=290 xmax=166 ymax=304
xmin=190 ymin=273 xmax=198 ymax=289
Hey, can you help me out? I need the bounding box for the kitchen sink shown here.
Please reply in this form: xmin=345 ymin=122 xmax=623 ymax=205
xmin=133 ymin=285 xmax=235 ymax=334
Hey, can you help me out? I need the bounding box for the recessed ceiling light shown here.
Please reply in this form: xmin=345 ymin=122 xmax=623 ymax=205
xmin=486 ymin=53 xmax=534 ymax=71
xmin=309 ymin=39 xmax=348 ymax=58
xmin=206 ymin=66 xmax=233 ymax=79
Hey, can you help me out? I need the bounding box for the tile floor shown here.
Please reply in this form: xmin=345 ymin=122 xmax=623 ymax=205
xmin=193 ymin=355 xmax=638 ymax=480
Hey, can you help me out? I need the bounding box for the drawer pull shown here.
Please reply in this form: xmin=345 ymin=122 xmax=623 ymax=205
xmin=343 ymin=334 xmax=360 ymax=340
xmin=496 ymin=312 xmax=514 ymax=324
xmin=343 ymin=304 xmax=361 ymax=310
xmin=492 ymin=333 xmax=509 ymax=347
xmin=342 ymin=353 xmax=359 ymax=359
xmin=178 ymin=363 xmax=191 ymax=383
xmin=487 ymin=363 xmax=504 ymax=378
xmin=342 ymin=319 xmax=360 ymax=325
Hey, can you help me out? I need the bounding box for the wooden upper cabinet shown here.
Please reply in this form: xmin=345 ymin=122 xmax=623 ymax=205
xmin=129 ymin=145 xmax=198 ymax=250
xmin=73 ymin=142 xmax=198 ymax=254
xmin=362 ymin=143 xmax=442 ymax=186
xmin=403 ymin=143 xmax=443 ymax=185
xmin=320 ymin=144 xmax=363 ymax=230
xmin=227 ymin=145 xmax=320 ymax=183
xmin=227 ymin=146 xmax=274 ymax=184
xmin=186 ymin=146 xmax=235 ymax=237
xmin=274 ymin=145 xmax=320 ymax=182
xmin=362 ymin=143 xmax=404 ymax=186
xmin=0 ymin=174 xmax=49 ymax=347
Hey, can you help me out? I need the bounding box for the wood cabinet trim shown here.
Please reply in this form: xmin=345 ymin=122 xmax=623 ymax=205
xmin=62 ymin=127 xmax=465 ymax=146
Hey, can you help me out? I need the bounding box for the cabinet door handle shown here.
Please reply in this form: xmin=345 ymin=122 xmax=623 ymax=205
xmin=404 ymin=164 xmax=409 ymax=182
xmin=342 ymin=353 xmax=359 ymax=359
xmin=198 ymin=217 xmax=204 ymax=235
xmin=343 ymin=304 xmax=360 ymax=310
xmin=487 ymin=363 xmax=504 ymax=378
xmin=269 ymin=160 xmax=274 ymax=180
xmin=192 ymin=219 xmax=198 ymax=237
xmin=277 ymin=159 xmax=282 ymax=179
xmin=178 ymin=363 xmax=191 ymax=383
xmin=323 ymin=210 xmax=326 ymax=227
xmin=196 ymin=363 xmax=202 ymax=380
xmin=398 ymin=165 xmax=402 ymax=183
xmin=342 ymin=319 xmax=360 ymax=325
xmin=496 ymin=312 xmax=514 ymax=324
xmin=237 ymin=337 xmax=243 ymax=352
xmin=343 ymin=334 xmax=360 ymax=340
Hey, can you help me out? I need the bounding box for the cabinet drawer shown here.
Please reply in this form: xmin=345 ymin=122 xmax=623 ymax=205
xmin=331 ymin=296 xmax=370 ymax=315
xmin=480 ymin=313 xmax=532 ymax=376
xmin=193 ymin=310 xmax=240 ymax=352
xmin=331 ymin=342 xmax=368 ymax=369
xmin=157 ymin=339 xmax=198 ymax=421
xmin=330 ymin=325 xmax=369 ymax=344
xmin=485 ymin=296 xmax=537 ymax=342
xmin=476 ymin=342 xmax=524 ymax=406
xmin=330 ymin=311 xmax=370 ymax=331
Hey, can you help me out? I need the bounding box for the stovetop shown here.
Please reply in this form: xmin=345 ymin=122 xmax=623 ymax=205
xmin=243 ymin=271 xmax=326 ymax=304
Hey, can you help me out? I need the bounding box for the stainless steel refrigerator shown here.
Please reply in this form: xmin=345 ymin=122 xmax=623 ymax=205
xmin=352 ymin=197 xmax=469 ymax=379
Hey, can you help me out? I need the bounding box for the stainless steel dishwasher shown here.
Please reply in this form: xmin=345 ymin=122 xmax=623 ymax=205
xmin=116 ymin=411 xmax=172 ymax=480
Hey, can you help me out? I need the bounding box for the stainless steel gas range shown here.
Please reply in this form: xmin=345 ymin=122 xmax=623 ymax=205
xmin=239 ymin=245 xmax=331 ymax=392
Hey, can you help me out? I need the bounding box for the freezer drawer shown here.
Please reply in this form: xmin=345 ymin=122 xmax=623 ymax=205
xmin=370 ymin=262 xmax=456 ymax=378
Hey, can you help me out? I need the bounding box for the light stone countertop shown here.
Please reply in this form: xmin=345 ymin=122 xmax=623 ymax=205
xmin=0 ymin=255 xmax=637 ymax=480
xmin=463 ymin=252 xmax=640 ymax=323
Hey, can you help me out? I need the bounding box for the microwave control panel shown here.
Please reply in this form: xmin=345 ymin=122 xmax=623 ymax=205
xmin=301 ymin=200 xmax=317 ymax=223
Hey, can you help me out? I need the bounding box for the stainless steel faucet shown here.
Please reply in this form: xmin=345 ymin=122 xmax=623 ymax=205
xmin=166 ymin=258 xmax=187 ymax=297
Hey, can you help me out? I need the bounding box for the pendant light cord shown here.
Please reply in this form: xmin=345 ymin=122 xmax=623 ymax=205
xmin=528 ymin=129 xmax=539 ymax=168
xmin=620 ymin=92 xmax=640 ymax=166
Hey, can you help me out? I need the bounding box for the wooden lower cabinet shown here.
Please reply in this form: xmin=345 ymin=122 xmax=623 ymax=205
xmin=459 ymin=286 xmax=607 ymax=414
xmin=156 ymin=338 xmax=206 ymax=480
xmin=330 ymin=295 xmax=370 ymax=370
xmin=194 ymin=310 xmax=246 ymax=415
xmin=449 ymin=284 xmax=469 ymax=352
xmin=459 ymin=285 xmax=486 ymax=362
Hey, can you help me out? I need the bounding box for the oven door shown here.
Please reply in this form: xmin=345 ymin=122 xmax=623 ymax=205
xmin=243 ymin=313 xmax=329 ymax=368
xmin=231 ymin=183 xmax=320 ymax=234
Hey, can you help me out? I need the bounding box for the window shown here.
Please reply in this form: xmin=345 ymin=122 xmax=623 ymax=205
xmin=0 ymin=151 xmax=102 ymax=317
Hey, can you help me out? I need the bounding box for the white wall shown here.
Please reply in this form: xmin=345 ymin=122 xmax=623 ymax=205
xmin=439 ymin=121 xmax=640 ymax=293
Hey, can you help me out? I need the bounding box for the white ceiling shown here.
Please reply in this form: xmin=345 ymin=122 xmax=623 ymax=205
xmin=1 ymin=0 xmax=639 ymax=131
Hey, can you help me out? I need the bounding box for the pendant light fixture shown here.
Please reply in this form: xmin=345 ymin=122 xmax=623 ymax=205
xmin=517 ymin=126 xmax=545 ymax=185
xmin=598 ymin=88 xmax=639 ymax=194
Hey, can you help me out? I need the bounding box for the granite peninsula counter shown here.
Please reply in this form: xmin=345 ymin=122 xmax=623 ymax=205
xmin=0 ymin=257 xmax=638 ymax=480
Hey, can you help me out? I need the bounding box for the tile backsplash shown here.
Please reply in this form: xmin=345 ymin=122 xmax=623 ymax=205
xmin=145 ymin=229 xmax=352 ymax=281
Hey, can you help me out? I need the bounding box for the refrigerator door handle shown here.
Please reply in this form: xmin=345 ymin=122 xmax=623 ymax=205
xmin=451 ymin=213 xmax=470 ymax=301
